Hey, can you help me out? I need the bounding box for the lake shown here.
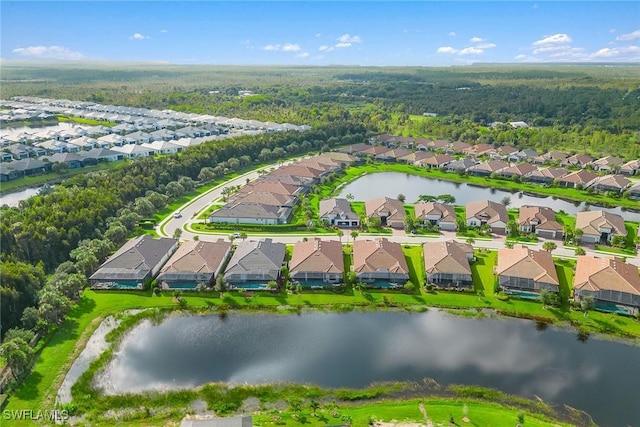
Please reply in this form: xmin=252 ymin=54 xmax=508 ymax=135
xmin=96 ymin=311 xmax=640 ymax=426
xmin=337 ymin=172 xmax=640 ymax=222
xmin=0 ymin=187 xmax=43 ymax=207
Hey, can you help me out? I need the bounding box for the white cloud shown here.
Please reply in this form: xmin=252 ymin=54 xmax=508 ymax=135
xmin=532 ymin=33 xmax=572 ymax=46
xmin=160 ymin=29 xmax=169 ymax=33
xmin=130 ymin=33 xmax=150 ymax=40
xmin=337 ymin=34 xmax=362 ymax=44
xmin=12 ymin=45 xmax=84 ymax=60
xmin=470 ymin=37 xmax=485 ymax=43
xmin=296 ymin=52 xmax=310 ymax=58
xmin=609 ymin=28 xmax=617 ymax=34
xmin=262 ymin=44 xmax=280 ymax=51
xmin=318 ymin=45 xmax=333 ymax=52
xmin=335 ymin=42 xmax=352 ymax=48
xmin=476 ymin=43 xmax=496 ymax=49
xmin=459 ymin=47 xmax=484 ymax=55
xmin=315 ymin=33 xmax=322 ymax=37
xmin=436 ymin=46 xmax=458 ymax=54
xmin=282 ymin=43 xmax=301 ymax=52
xmin=448 ymin=32 xmax=457 ymax=37
xmin=592 ymin=45 xmax=640 ymax=60
xmin=616 ymin=29 xmax=640 ymax=41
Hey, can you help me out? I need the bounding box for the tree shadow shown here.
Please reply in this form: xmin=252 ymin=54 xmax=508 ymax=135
xmin=412 ymin=295 xmax=425 ymax=304
xmin=13 ymin=370 xmax=44 ymax=401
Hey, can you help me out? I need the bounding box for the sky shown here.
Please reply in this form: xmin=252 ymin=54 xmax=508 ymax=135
xmin=1 ymin=1 xmax=639 ymax=65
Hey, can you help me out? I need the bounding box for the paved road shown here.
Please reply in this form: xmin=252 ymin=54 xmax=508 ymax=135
xmin=158 ymin=160 xmax=640 ymax=268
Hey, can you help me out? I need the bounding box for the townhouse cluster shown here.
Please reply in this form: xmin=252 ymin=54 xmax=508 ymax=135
xmin=0 ymin=97 xmax=310 ymax=182
xmin=341 ymin=137 xmax=640 ymax=199
xmin=207 ymin=152 xmax=356 ymax=225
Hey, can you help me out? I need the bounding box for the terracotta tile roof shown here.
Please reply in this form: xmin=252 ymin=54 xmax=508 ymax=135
xmin=352 ymin=238 xmax=409 ymax=274
xmin=398 ymin=151 xmax=434 ymax=163
xmin=159 ymin=240 xmax=231 ymax=275
xmin=465 ymin=200 xmax=509 ymax=224
xmin=574 ymin=256 xmax=640 ymax=295
xmin=238 ymin=180 xmax=299 ymax=196
xmin=527 ymin=167 xmax=568 ymax=180
xmin=591 ymin=156 xmax=623 ymax=167
xmin=319 ymin=198 xmax=358 ymax=219
xmin=289 ymin=238 xmax=344 ymax=274
xmin=468 ymin=160 xmax=509 ymax=173
xmin=414 ymin=202 xmax=456 ymax=223
xmin=590 ymin=174 xmax=632 ymax=190
xmin=518 ymin=205 xmax=563 ymax=231
xmin=424 ymin=240 xmax=472 ymax=275
xmin=559 ymin=170 xmax=598 ymax=185
xmin=365 ymin=197 xmax=406 ymax=222
xmin=500 ymin=163 xmax=537 ymax=176
xmin=496 ymin=246 xmax=559 ymax=285
xmin=230 ymin=191 xmax=295 ymax=207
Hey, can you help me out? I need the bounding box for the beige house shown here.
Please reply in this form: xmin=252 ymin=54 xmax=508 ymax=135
xmin=424 ymin=241 xmax=474 ymax=289
xmin=365 ymin=197 xmax=406 ymax=229
xmin=575 ymin=210 xmax=627 ymax=244
xmin=414 ymin=202 xmax=457 ymax=231
xmin=574 ymin=256 xmax=640 ymax=315
xmin=496 ymin=246 xmax=559 ymax=294
xmin=465 ymin=200 xmax=508 ymax=234
xmin=289 ymin=238 xmax=344 ymax=286
xmin=518 ymin=205 xmax=564 ymax=239
xmin=352 ymin=238 xmax=409 ymax=286
xmin=157 ymin=240 xmax=232 ymax=289
xmin=558 ymin=170 xmax=598 ymax=188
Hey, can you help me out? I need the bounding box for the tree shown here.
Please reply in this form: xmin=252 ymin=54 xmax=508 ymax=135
xmin=507 ymin=220 xmax=519 ymax=237
xmin=239 ymin=231 xmax=248 ymax=241
xmin=173 ymin=228 xmax=183 ymax=240
xmin=418 ymin=194 xmax=436 ymax=202
xmin=369 ymin=217 xmax=382 ymax=230
xmin=465 ymin=237 xmax=475 ymax=245
xmin=133 ymin=197 xmax=156 ymax=217
xmin=436 ymin=194 xmax=456 ymax=204
xmin=539 ymin=289 xmax=559 ymax=308
xmin=575 ymin=247 xmax=586 ymax=256
xmin=350 ymin=230 xmax=359 ymax=242
xmin=573 ymin=228 xmax=584 ymax=245
xmin=397 ymin=193 xmax=406 ymax=203
xmin=500 ymin=196 xmax=511 ymax=206
xmin=214 ymin=275 xmax=226 ymax=292
xmin=580 ymin=295 xmax=595 ymax=317
xmin=335 ymin=229 xmax=344 ymax=243
xmin=504 ymin=240 xmax=515 ymax=249
xmin=611 ymin=235 xmax=626 ymax=249
xmin=346 ymin=193 xmax=354 ymax=201
xmin=0 ymin=337 xmax=34 ymax=379
xmin=403 ymin=214 xmax=415 ymax=233
xmin=542 ymin=241 xmax=557 ymax=253
xmin=309 ymin=399 xmax=320 ymax=416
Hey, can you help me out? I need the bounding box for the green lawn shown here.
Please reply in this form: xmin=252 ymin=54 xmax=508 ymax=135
xmin=402 ymin=244 xmax=424 ymax=286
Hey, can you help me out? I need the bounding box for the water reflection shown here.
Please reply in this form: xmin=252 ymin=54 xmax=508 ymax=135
xmin=336 ymin=172 xmax=640 ymax=221
xmin=96 ymin=311 xmax=640 ymax=426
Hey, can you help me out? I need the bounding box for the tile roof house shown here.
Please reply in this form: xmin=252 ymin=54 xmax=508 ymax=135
xmin=557 ymin=170 xmax=598 ymax=188
xmin=230 ymin=191 xmax=297 ymax=208
xmin=223 ymin=239 xmax=286 ymax=288
xmin=444 ymin=157 xmax=478 ymax=173
xmin=418 ymin=154 xmax=453 ymax=169
xmin=157 ymin=239 xmax=232 ymax=289
xmin=489 ymin=145 xmax=518 ymax=160
xmin=496 ymin=246 xmax=559 ymax=294
xmin=208 ymin=202 xmax=292 ymax=225
xmin=319 ymin=198 xmax=360 ymax=228
xmin=465 ymin=200 xmax=509 ymax=234
xmin=446 ymin=141 xmax=472 ymax=154
xmin=376 ymin=147 xmax=412 ymax=161
xmin=590 ymin=156 xmax=623 ymax=172
xmin=524 ymin=167 xmax=568 ymax=184
xmin=365 ymin=197 xmax=406 ymax=229
xmin=78 ymin=147 xmax=123 ymax=162
xmin=518 ymin=205 xmax=564 ymax=239
xmin=238 ymin=180 xmax=302 ymax=197
xmin=289 ymin=238 xmax=344 ymax=286
xmin=362 ymin=145 xmax=392 ymax=157
xmin=424 ymin=240 xmax=474 ymax=289
xmin=533 ymin=150 xmax=569 ymax=165
xmin=574 ymin=256 xmax=640 ymax=315
xmin=627 ymin=182 xmax=640 ymax=200
xmin=90 ymin=235 xmax=178 ymax=289
xmin=352 ymin=238 xmax=410 ymax=285
xmin=464 ymin=143 xmax=495 ymax=158
xmin=620 ymin=159 xmax=640 ymax=176
xmin=499 ymin=163 xmax=538 ymax=179
xmin=587 ymin=174 xmax=631 ymax=194
xmin=467 ymin=160 xmax=509 ymax=176
xmin=575 ymin=210 xmax=627 ymax=244
xmin=414 ymin=202 xmax=457 ymax=231
xmin=397 ymin=151 xmax=434 ymax=164
xmin=562 ymin=153 xmax=595 ymax=168
xmin=142 ymin=140 xmax=183 ymax=155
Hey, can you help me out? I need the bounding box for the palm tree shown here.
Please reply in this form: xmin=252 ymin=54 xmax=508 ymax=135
xmin=309 ymin=400 xmax=320 ymax=416
xmin=465 ymin=237 xmax=475 ymax=245
xmin=336 ymin=229 xmax=344 ymax=243
xmin=542 ymin=241 xmax=557 ymax=253
xmin=346 ymin=193 xmax=355 ymax=201
xmin=350 ymin=230 xmax=359 ymax=242
xmin=573 ymin=228 xmax=584 ymax=245
xmin=501 ymin=196 xmax=511 ymax=206
xmin=580 ymin=296 xmax=595 ymax=317
xmin=239 ymin=231 xmax=248 ymax=241
xmin=418 ymin=194 xmax=436 ymax=202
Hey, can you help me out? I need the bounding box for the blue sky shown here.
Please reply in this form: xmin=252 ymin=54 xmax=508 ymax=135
xmin=2 ymin=1 xmax=639 ymax=65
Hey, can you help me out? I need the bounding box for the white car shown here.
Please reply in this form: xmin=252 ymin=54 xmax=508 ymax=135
xmin=232 ymin=232 xmax=242 ymax=238
xmin=173 ymin=211 xmax=182 ymax=219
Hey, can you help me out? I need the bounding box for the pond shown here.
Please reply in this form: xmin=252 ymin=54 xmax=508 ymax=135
xmin=0 ymin=187 xmax=43 ymax=207
xmin=95 ymin=311 xmax=640 ymax=426
xmin=336 ymin=172 xmax=640 ymax=222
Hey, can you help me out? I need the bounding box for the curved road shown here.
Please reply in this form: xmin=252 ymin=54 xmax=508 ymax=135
xmin=158 ymin=159 xmax=640 ymax=267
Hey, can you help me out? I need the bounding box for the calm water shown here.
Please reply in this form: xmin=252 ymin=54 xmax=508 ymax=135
xmin=0 ymin=187 xmax=42 ymax=207
xmin=337 ymin=172 xmax=640 ymax=222
xmin=97 ymin=311 xmax=640 ymax=426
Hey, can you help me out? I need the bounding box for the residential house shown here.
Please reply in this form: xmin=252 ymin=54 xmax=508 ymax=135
xmin=238 ymin=180 xmax=302 ymax=198
xmin=464 ymin=143 xmax=495 ymax=158
xmin=467 ymin=160 xmax=509 ymax=177
xmin=338 ymin=143 xmax=372 ymax=156
xmin=496 ymin=246 xmax=559 ymax=294
xmin=465 ymin=200 xmax=508 ymax=234
xmin=270 ymin=164 xmax=325 ymax=182
xmin=365 ymin=197 xmax=406 ymax=229
xmin=414 ymin=202 xmax=457 ymax=230
xmin=518 ymin=205 xmax=564 ymax=239
xmin=562 ymin=153 xmax=594 ymax=169
xmin=376 ymin=147 xmax=412 ymax=162
xmin=36 ymin=139 xmax=70 ymax=155
xmin=352 ymin=238 xmax=409 ymax=286
xmin=490 ymin=145 xmax=518 ymax=160
xmin=230 ymin=191 xmax=297 ymax=208
xmin=590 ymin=156 xmax=623 ymax=172
xmin=5 ymin=143 xmax=32 ymax=160
xmin=319 ymin=198 xmax=360 ymax=228
xmin=446 ymin=141 xmax=471 ymax=154
xmin=425 ymin=139 xmax=450 ymax=151
xmin=67 ymin=136 xmax=97 ymax=151
xmin=574 ymin=256 xmax=640 ymax=315
xmin=90 ymin=235 xmax=178 ymax=289
xmin=419 ymin=154 xmax=453 ymax=169
xmin=587 ymin=174 xmax=631 ymax=194
xmin=45 ymin=152 xmax=88 ymax=169
xmin=524 ymin=167 xmax=568 ymax=184
xmin=397 ymin=151 xmax=434 ymax=165
xmin=533 ymin=150 xmax=569 ymax=165
xmin=558 ymin=170 xmax=598 ymax=188
xmin=157 ymin=240 xmax=232 ymax=290
xmin=627 ymin=183 xmax=640 ymax=200
xmin=508 ymin=148 xmax=539 ymax=163
xmin=150 ymin=128 xmax=177 ymax=141
xmin=575 ymin=210 xmax=627 ymax=244
xmin=97 ymin=133 xmax=127 ymax=147
xmin=141 ymin=140 xmax=183 ymax=155
xmin=424 ymin=240 xmax=474 ymax=289
xmin=289 ymin=238 xmax=344 ymax=286
xmin=499 ymin=163 xmax=537 ymax=180
xmin=620 ymin=159 xmax=640 ymax=176
xmin=444 ymin=158 xmax=478 ymax=173
xmin=112 ymin=144 xmax=157 ymax=158
xmin=5 ymin=158 xmax=52 ymax=177
xmin=223 ymin=239 xmax=286 ymax=288
xmin=78 ymin=147 xmax=124 ymax=163
xmin=208 ymin=202 xmax=292 ymax=225
xmin=362 ymin=145 xmax=392 ymax=157
xmin=124 ymin=130 xmax=153 ymax=144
